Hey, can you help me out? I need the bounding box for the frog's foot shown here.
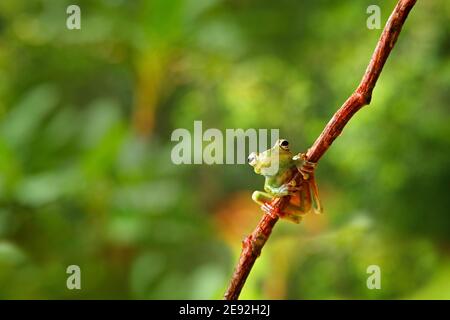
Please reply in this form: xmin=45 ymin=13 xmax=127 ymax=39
xmin=261 ymin=202 xmax=279 ymax=219
xmin=298 ymin=158 xmax=323 ymax=214
xmin=282 ymin=213 xmax=301 ymax=224
xmin=299 ymin=158 xmax=317 ymax=181
xmin=278 ymin=183 xmax=300 ymax=196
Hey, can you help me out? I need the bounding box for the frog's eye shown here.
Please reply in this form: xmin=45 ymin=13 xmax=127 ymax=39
xmin=279 ymin=139 xmax=289 ymax=150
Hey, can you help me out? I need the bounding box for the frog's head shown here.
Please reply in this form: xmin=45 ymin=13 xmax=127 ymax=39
xmin=248 ymin=139 xmax=293 ymax=176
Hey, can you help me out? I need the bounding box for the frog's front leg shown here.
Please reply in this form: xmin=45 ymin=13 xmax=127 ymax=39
xmin=264 ymin=183 xmax=299 ymax=197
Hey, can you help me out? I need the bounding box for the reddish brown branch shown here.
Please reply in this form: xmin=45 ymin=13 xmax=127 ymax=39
xmin=224 ymin=0 xmax=417 ymax=300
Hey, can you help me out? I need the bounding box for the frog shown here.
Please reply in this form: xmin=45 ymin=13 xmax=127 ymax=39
xmin=248 ymin=139 xmax=322 ymax=223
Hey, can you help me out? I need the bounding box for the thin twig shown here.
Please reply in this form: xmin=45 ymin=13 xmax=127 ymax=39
xmin=224 ymin=0 xmax=417 ymax=300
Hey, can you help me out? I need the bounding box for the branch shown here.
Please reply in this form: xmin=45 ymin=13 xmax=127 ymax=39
xmin=224 ymin=0 xmax=417 ymax=300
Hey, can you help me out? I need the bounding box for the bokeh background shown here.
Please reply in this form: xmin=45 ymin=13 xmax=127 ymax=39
xmin=0 ymin=0 xmax=449 ymax=299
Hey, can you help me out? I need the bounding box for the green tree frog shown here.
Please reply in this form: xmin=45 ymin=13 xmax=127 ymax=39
xmin=248 ymin=139 xmax=322 ymax=223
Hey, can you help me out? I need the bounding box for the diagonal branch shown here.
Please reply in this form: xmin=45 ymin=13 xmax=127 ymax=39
xmin=224 ymin=0 xmax=417 ymax=300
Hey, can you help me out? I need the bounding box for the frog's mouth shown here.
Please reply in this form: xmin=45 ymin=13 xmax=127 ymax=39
xmin=248 ymin=152 xmax=264 ymax=174
xmin=248 ymin=152 xmax=258 ymax=167
xmin=248 ymin=152 xmax=272 ymax=175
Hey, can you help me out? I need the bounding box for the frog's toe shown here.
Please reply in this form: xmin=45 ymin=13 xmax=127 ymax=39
xmin=261 ymin=203 xmax=278 ymax=218
xmin=279 ymin=184 xmax=299 ymax=195
xmin=278 ymin=185 xmax=289 ymax=195
xmin=261 ymin=203 xmax=273 ymax=213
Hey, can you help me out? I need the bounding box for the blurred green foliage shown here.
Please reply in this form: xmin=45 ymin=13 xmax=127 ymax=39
xmin=0 ymin=0 xmax=449 ymax=299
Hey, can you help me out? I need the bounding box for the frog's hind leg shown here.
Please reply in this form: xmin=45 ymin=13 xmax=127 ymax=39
xmin=281 ymin=183 xmax=312 ymax=224
xmin=251 ymin=190 xmax=273 ymax=206
xmin=281 ymin=205 xmax=303 ymax=223
xmin=252 ymin=191 xmax=279 ymax=217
